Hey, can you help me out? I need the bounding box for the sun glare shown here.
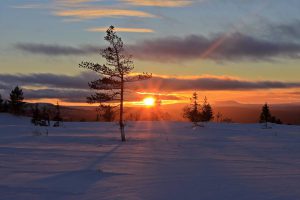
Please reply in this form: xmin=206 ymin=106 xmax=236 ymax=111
xmin=143 ymin=97 xmax=155 ymax=106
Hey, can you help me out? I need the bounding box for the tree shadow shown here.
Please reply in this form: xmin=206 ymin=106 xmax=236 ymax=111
xmin=31 ymin=143 xmax=125 ymax=195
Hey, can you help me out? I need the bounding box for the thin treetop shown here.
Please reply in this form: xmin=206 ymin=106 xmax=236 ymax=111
xmin=80 ymin=25 xmax=152 ymax=141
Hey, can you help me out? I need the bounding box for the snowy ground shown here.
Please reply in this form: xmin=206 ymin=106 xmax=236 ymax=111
xmin=0 ymin=113 xmax=300 ymax=200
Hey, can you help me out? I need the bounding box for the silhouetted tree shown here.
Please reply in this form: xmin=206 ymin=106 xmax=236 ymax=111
xmin=270 ymin=116 xmax=282 ymax=124
xmin=2 ymin=100 xmax=9 ymax=113
xmin=0 ymin=94 xmax=3 ymax=112
xmin=201 ymin=96 xmax=214 ymax=122
xmin=31 ymin=104 xmax=41 ymax=126
xmin=260 ymin=103 xmax=272 ymax=128
xmin=97 ymin=105 xmax=116 ymax=122
xmin=31 ymin=104 xmax=50 ymax=126
xmin=150 ymin=97 xmax=162 ymax=121
xmin=41 ymin=106 xmax=51 ymax=126
xmin=222 ymin=117 xmax=233 ymax=123
xmin=9 ymin=86 xmax=25 ymax=115
xmin=80 ymin=26 xmax=152 ymax=141
xmin=127 ymin=111 xmax=141 ymax=121
xmin=183 ymin=92 xmax=202 ymax=125
xmin=216 ymin=111 xmax=222 ymax=123
xmin=53 ymin=102 xmax=62 ymax=127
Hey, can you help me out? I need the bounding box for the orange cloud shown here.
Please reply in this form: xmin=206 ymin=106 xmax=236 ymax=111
xmin=87 ymin=27 xmax=154 ymax=33
xmin=55 ymin=8 xmax=156 ymax=19
xmin=54 ymin=0 xmax=103 ymax=8
xmin=122 ymin=0 xmax=193 ymax=7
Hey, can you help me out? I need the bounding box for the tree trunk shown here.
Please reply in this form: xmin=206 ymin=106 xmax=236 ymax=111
xmin=119 ymin=76 xmax=126 ymax=142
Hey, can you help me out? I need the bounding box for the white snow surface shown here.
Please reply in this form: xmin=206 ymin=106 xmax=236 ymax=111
xmin=0 ymin=113 xmax=300 ymax=200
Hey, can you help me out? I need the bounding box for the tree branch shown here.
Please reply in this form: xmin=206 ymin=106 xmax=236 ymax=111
xmin=124 ymin=73 xmax=152 ymax=82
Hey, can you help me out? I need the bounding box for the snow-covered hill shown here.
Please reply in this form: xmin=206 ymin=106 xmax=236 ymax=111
xmin=0 ymin=113 xmax=299 ymax=200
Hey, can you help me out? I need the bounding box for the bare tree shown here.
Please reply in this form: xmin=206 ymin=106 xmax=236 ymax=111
xmin=80 ymin=26 xmax=151 ymax=141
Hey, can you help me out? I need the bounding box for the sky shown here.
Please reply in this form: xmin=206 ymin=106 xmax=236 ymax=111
xmin=1 ymin=0 xmax=300 ymax=106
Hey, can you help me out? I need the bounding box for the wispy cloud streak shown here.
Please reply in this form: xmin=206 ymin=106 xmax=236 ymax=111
xmin=13 ymin=0 xmax=156 ymax=21
xmin=87 ymin=27 xmax=154 ymax=33
xmin=55 ymin=8 xmax=156 ymax=19
xmin=121 ymin=0 xmax=193 ymax=7
xmin=15 ymin=43 xmax=100 ymax=56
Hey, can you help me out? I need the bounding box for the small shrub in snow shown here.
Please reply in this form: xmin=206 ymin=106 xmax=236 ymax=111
xmin=259 ymin=103 xmax=282 ymax=128
xmin=183 ymin=93 xmax=214 ymax=126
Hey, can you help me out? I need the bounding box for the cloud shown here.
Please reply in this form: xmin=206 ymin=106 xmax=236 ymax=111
xmin=14 ymin=0 xmax=195 ymax=9
xmin=13 ymin=1 xmax=156 ymax=21
xmin=54 ymin=8 xmax=156 ymax=20
xmin=0 ymin=82 xmax=9 ymax=90
xmin=129 ymin=75 xmax=300 ymax=92
xmin=24 ymin=88 xmax=91 ymax=102
xmin=121 ymin=0 xmax=193 ymax=7
xmin=12 ymin=4 xmax=45 ymax=9
xmin=129 ymin=33 xmax=300 ymax=62
xmin=136 ymin=92 xmax=183 ymax=100
xmin=269 ymin=20 xmax=300 ymax=41
xmin=0 ymin=72 xmax=98 ymax=102
xmin=15 ymin=29 xmax=300 ymax=61
xmin=15 ymin=43 xmax=100 ymax=56
xmin=87 ymin=27 xmax=154 ymax=33
xmin=56 ymin=0 xmax=101 ymax=6
xmin=0 ymin=72 xmax=98 ymax=90
xmin=1 ymin=72 xmax=300 ymax=103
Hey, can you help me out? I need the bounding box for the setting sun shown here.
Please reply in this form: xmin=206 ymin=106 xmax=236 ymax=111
xmin=143 ymin=97 xmax=156 ymax=106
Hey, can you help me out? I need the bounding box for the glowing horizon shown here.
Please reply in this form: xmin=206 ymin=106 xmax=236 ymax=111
xmin=1 ymin=0 xmax=300 ymax=107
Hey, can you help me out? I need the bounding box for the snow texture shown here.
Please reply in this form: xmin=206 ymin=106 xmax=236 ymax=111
xmin=0 ymin=113 xmax=299 ymax=200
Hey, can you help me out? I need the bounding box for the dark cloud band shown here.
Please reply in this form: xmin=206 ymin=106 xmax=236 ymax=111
xmin=129 ymin=33 xmax=300 ymax=61
xmin=14 ymin=21 xmax=300 ymax=62
xmin=0 ymin=72 xmax=98 ymax=90
xmin=130 ymin=76 xmax=300 ymax=92
xmin=15 ymin=43 xmax=100 ymax=56
xmin=0 ymin=72 xmax=300 ymax=102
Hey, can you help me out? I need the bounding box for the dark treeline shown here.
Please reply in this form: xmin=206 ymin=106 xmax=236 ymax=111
xmin=0 ymin=86 xmax=25 ymax=114
xmin=0 ymin=87 xmax=286 ymax=127
xmin=0 ymin=86 xmax=63 ymax=127
xmin=31 ymin=101 xmax=63 ymax=127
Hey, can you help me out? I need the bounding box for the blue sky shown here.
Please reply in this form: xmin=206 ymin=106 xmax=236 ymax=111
xmin=1 ymin=0 xmax=300 ymax=104
xmin=1 ymin=0 xmax=300 ymax=45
